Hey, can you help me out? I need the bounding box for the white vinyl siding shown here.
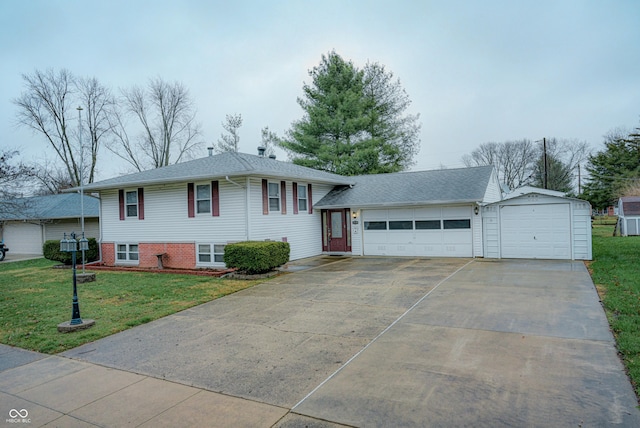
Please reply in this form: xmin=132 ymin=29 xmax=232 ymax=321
xmin=101 ymin=181 xmax=246 ymax=244
xmin=100 ymin=177 xmax=334 ymax=262
xmin=248 ymin=178 xmax=333 ymax=260
xmin=44 ymin=219 xmax=100 ymax=242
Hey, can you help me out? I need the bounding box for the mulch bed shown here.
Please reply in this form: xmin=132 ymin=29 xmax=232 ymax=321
xmin=78 ymin=262 xmax=236 ymax=277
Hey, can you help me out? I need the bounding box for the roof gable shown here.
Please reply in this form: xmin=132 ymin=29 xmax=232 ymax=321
xmin=315 ymin=166 xmax=496 ymax=208
xmin=78 ymin=152 xmax=352 ymax=191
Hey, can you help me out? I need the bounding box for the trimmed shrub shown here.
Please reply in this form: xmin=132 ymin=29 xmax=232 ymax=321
xmin=43 ymin=238 xmax=99 ymax=265
xmin=224 ymin=241 xmax=290 ymax=274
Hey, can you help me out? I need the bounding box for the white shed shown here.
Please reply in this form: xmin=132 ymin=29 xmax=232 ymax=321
xmin=618 ymin=196 xmax=640 ymax=236
xmin=482 ymin=191 xmax=592 ymax=260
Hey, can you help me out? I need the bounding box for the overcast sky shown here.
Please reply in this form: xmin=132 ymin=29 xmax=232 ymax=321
xmin=1 ymin=0 xmax=639 ymax=181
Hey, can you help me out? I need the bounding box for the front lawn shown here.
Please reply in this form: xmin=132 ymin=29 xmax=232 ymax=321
xmin=0 ymin=259 xmax=264 ymax=354
xmin=588 ymin=225 xmax=640 ymax=397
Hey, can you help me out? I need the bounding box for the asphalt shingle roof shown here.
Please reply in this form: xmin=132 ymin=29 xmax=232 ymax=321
xmin=314 ymin=165 xmax=495 ymax=208
xmin=0 ymin=193 xmax=99 ymax=220
xmin=79 ymin=152 xmax=352 ymax=191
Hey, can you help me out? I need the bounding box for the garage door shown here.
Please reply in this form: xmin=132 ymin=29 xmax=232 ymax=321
xmin=362 ymin=206 xmax=473 ymax=257
xmin=2 ymin=222 xmax=43 ymax=254
xmin=500 ymin=204 xmax=571 ymax=259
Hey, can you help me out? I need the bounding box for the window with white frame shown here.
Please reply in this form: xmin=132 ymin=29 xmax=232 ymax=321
xmin=197 ymin=243 xmax=226 ymax=264
xmin=116 ymin=244 xmax=139 ymax=262
xmin=297 ymin=184 xmax=307 ymax=212
xmin=126 ymin=191 xmax=138 ymax=217
xmin=268 ymin=182 xmax=280 ymax=211
xmin=196 ymin=184 xmax=211 ymax=214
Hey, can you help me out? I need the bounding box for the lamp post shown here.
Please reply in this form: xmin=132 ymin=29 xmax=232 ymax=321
xmin=57 ymin=232 xmax=95 ymax=332
xmin=77 ymin=106 xmax=86 ymax=273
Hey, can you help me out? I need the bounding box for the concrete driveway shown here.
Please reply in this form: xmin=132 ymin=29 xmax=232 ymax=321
xmin=57 ymin=257 xmax=639 ymax=426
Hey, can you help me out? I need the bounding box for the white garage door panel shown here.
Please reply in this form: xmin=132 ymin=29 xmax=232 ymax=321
xmin=500 ymin=204 xmax=570 ymax=259
xmin=362 ymin=207 xmax=473 ymax=257
xmin=3 ymin=222 xmax=43 ymax=254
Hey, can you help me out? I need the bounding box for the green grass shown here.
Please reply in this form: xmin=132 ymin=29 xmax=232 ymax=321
xmin=588 ymin=225 xmax=640 ymax=397
xmin=0 ymin=259 xmax=265 ymax=354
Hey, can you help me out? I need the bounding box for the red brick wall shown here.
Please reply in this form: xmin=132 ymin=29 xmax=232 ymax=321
xmin=101 ymin=243 xmax=115 ymax=265
xmin=101 ymin=242 xmax=196 ymax=269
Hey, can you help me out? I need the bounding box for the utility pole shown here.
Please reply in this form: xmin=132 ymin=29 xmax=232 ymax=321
xmin=578 ymin=164 xmax=581 ymax=194
xmin=543 ymin=137 xmax=548 ymax=189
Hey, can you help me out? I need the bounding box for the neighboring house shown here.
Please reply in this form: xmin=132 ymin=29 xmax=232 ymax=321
xmin=0 ymin=193 xmax=100 ymax=255
xmin=75 ymin=150 xmax=592 ymax=268
xmin=618 ymin=196 xmax=640 ymax=236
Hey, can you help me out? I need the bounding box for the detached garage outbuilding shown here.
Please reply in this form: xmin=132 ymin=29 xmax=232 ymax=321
xmin=482 ymin=191 xmax=592 ymax=260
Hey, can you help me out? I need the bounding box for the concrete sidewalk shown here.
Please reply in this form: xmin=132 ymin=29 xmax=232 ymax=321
xmin=1 ymin=257 xmax=639 ymax=427
xmin=0 ymin=346 xmax=287 ymax=427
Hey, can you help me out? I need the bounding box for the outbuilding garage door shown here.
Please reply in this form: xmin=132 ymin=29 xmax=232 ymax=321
xmin=2 ymin=222 xmax=43 ymax=254
xmin=500 ymin=204 xmax=571 ymax=259
xmin=362 ymin=206 xmax=472 ymax=257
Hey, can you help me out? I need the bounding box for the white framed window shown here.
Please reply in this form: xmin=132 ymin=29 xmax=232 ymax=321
xmin=126 ymin=191 xmax=138 ymax=217
xmin=116 ymin=243 xmax=139 ymax=263
xmin=268 ymin=182 xmax=280 ymax=212
xmin=197 ymin=243 xmax=226 ymax=265
xmin=196 ymin=184 xmax=211 ymax=214
xmin=297 ymin=184 xmax=308 ymax=212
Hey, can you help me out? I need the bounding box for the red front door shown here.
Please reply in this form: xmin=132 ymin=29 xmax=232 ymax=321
xmin=325 ymin=209 xmax=351 ymax=252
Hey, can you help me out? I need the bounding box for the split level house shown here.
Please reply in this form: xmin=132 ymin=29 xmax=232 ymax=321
xmin=75 ymin=150 xmax=592 ymax=268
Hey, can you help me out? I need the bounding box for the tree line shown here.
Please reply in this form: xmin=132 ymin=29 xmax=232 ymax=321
xmin=4 ymin=51 xmax=421 ymax=199
xmin=461 ymin=138 xmax=590 ymax=194
xmin=4 ymin=52 xmax=638 ymax=211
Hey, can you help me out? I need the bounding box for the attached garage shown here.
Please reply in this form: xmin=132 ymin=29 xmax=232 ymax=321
xmin=361 ymin=206 xmax=474 ymax=257
xmin=2 ymin=221 xmax=43 ymax=254
xmin=483 ymin=192 xmax=592 ymax=260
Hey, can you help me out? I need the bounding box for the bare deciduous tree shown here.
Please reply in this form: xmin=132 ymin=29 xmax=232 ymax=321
xmin=462 ymin=139 xmax=537 ymax=190
xmin=109 ymin=78 xmax=202 ymax=170
xmin=13 ymin=69 xmax=109 ymax=188
xmin=77 ymin=76 xmax=114 ymax=183
xmin=463 ymin=138 xmax=591 ymax=192
xmin=0 ymin=150 xmax=35 ymax=215
xmin=215 ymin=113 xmax=242 ymax=153
xmin=260 ymin=126 xmax=279 ymax=157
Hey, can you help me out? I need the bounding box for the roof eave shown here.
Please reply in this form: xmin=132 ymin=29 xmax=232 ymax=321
xmin=74 ymin=172 xmax=353 ymax=192
xmin=314 ymin=198 xmax=482 ymax=210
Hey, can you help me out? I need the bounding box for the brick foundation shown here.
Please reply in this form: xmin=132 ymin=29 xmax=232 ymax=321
xmin=101 ymin=243 xmax=115 ymax=265
xmin=101 ymin=242 xmax=196 ymax=269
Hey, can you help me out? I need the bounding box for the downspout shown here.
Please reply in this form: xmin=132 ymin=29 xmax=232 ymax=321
xmin=245 ymin=177 xmax=251 ymax=241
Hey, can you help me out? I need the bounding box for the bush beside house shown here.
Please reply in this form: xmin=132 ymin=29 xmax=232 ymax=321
xmin=224 ymin=241 xmax=290 ymax=274
xmin=43 ymin=238 xmax=99 ymax=265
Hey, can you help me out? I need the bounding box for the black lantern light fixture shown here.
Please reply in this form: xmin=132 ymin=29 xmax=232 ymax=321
xmin=57 ymin=232 xmax=95 ymax=332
